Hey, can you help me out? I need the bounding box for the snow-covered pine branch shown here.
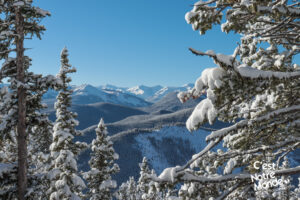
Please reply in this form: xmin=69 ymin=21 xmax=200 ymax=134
xmin=155 ymin=166 xmax=300 ymax=185
xmin=157 ymin=0 xmax=300 ymax=199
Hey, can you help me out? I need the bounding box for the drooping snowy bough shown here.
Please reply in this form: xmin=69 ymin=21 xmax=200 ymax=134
xmin=155 ymin=1 xmax=300 ymax=199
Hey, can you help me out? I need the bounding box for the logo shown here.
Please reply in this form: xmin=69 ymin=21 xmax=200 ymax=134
xmin=250 ymin=161 xmax=289 ymax=191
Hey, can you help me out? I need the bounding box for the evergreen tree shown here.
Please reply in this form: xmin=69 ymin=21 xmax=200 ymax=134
xmin=137 ymin=157 xmax=163 ymax=200
xmin=137 ymin=157 xmax=151 ymax=197
xmin=116 ymin=158 xmax=163 ymax=200
xmin=0 ymin=1 xmax=55 ymax=199
xmin=145 ymin=177 xmax=163 ymax=200
xmin=115 ymin=177 xmax=138 ymax=200
xmin=270 ymin=157 xmax=296 ymax=200
xmin=292 ymin=177 xmax=300 ymax=200
xmin=155 ymin=0 xmax=300 ymax=199
xmin=49 ymin=48 xmax=87 ymax=200
xmin=84 ymin=118 xmax=119 ymax=200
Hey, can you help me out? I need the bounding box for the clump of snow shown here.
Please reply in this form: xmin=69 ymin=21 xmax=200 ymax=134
xmin=72 ymin=174 xmax=86 ymax=189
xmin=186 ymin=99 xmax=217 ymax=131
xmin=195 ymin=67 xmax=225 ymax=93
xmin=48 ymin=168 xmax=60 ymax=180
xmin=35 ymin=7 xmax=51 ymax=17
xmin=0 ymin=163 xmax=15 ymax=178
xmin=181 ymin=66 xmax=225 ymax=129
xmin=185 ymin=11 xmax=198 ymax=24
xmin=158 ymin=166 xmax=181 ymax=183
xmin=13 ymin=1 xmax=25 ymax=6
xmin=216 ymin=54 xmax=234 ymax=67
xmin=224 ymin=158 xmax=238 ymax=175
xmin=99 ymin=180 xmax=117 ymax=190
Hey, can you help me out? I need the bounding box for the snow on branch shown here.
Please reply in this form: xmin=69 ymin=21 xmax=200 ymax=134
xmin=206 ymin=120 xmax=248 ymax=142
xmin=13 ymin=1 xmax=25 ymax=7
xmin=237 ymin=64 xmax=300 ymax=79
xmin=221 ymin=140 xmax=299 ymax=161
xmin=206 ymin=104 xmax=300 ymax=142
xmin=177 ymin=88 xmax=202 ymax=103
xmin=215 ymin=182 xmax=244 ymax=200
xmin=181 ymin=138 xmax=221 ymax=171
xmin=276 ymin=142 xmax=300 ymax=168
xmin=177 ymin=65 xmax=225 ymax=105
xmin=257 ymin=5 xmax=300 ymax=16
xmin=189 ymin=48 xmax=239 ymax=70
xmin=34 ymin=7 xmax=51 ymax=17
xmin=155 ymin=166 xmax=300 ymax=184
xmin=190 ymin=48 xmax=300 ymax=80
xmin=0 ymin=163 xmax=16 ymax=178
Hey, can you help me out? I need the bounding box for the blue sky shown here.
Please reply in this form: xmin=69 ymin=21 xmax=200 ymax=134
xmin=27 ymin=0 xmax=240 ymax=87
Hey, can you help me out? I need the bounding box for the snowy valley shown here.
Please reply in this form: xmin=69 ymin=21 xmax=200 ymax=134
xmin=40 ymin=84 xmax=300 ymax=186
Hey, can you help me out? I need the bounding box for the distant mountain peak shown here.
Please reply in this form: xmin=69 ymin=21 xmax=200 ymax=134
xmin=127 ymin=86 xmax=144 ymax=95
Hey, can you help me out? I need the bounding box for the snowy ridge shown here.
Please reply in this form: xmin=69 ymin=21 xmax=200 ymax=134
xmin=44 ymin=84 xmax=151 ymax=107
xmin=101 ymin=84 xmax=194 ymax=102
xmin=42 ymin=83 xmax=195 ymax=107
xmin=237 ymin=64 xmax=300 ymax=79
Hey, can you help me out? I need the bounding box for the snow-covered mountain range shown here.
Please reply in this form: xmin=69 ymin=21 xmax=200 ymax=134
xmin=43 ymin=84 xmax=150 ymax=107
xmin=43 ymin=83 xmax=194 ymax=107
xmin=102 ymin=83 xmax=194 ymax=102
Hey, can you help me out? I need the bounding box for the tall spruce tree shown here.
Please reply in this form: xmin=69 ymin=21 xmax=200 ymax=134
xmin=115 ymin=177 xmax=138 ymax=200
xmin=84 ymin=118 xmax=119 ymax=200
xmin=137 ymin=158 xmax=163 ymax=200
xmin=137 ymin=157 xmax=151 ymax=197
xmin=49 ymin=48 xmax=87 ymax=200
xmin=0 ymin=1 xmax=53 ymax=199
xmin=155 ymin=0 xmax=300 ymax=199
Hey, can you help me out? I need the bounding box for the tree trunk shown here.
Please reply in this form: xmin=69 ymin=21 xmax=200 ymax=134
xmin=15 ymin=7 xmax=27 ymax=200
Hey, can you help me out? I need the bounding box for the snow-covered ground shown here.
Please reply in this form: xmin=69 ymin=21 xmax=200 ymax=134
xmin=134 ymin=126 xmax=210 ymax=174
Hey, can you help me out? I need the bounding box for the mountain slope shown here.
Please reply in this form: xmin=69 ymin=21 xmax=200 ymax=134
xmin=79 ymin=105 xmax=229 ymax=184
xmin=112 ymin=126 xmax=213 ymax=184
xmin=47 ymin=102 xmax=148 ymax=130
xmin=80 ymin=124 xmax=214 ymax=185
